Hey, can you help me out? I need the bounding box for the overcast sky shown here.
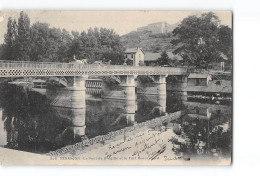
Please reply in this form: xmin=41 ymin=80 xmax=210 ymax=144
xmin=0 ymin=10 xmax=232 ymax=44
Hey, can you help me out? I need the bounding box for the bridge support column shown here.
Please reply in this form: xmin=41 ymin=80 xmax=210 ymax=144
xmin=151 ymin=75 xmax=167 ymax=114
xmin=102 ymin=75 xmax=136 ymax=100
xmin=157 ymin=93 xmax=167 ymax=114
xmin=52 ymin=106 xmax=86 ymax=137
xmin=125 ymin=99 xmax=137 ymax=126
xmin=136 ymin=75 xmax=167 ymax=95
xmin=120 ymin=75 xmax=136 ymax=101
xmin=47 ymin=76 xmax=86 ymax=109
xmin=70 ymin=108 xmax=86 ymax=136
xmin=153 ymin=75 xmax=167 ymax=96
xmin=66 ymin=76 xmax=86 ymax=109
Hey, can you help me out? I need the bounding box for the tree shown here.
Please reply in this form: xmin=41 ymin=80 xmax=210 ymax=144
xmin=69 ymin=27 xmax=125 ymax=64
xmin=17 ymin=11 xmax=31 ymax=60
xmin=30 ymin=22 xmax=72 ymax=62
xmin=2 ymin=17 xmax=18 ymax=60
xmin=157 ymin=51 xmax=171 ymax=66
xmin=0 ymin=45 xmax=4 ymax=59
xmin=30 ymin=22 xmax=50 ymax=61
xmin=1 ymin=11 xmax=125 ymax=64
xmin=125 ymin=58 xmax=133 ymax=66
xmin=171 ymin=12 xmax=232 ymax=69
xmin=217 ymin=25 xmax=233 ymax=63
xmin=57 ymin=29 xmax=73 ymax=62
xmin=98 ymin=28 xmax=125 ymax=65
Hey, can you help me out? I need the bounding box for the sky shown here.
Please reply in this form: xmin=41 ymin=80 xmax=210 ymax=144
xmin=0 ymin=10 xmax=232 ymax=44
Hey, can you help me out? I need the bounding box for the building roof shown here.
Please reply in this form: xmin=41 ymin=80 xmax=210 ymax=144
xmin=148 ymin=21 xmax=167 ymax=25
xmin=125 ymin=48 xmax=144 ymax=54
xmin=188 ymin=73 xmax=209 ymax=79
xmin=184 ymin=80 xmax=232 ymax=93
xmin=144 ymin=52 xmax=183 ymax=61
xmin=137 ymin=26 xmax=149 ymax=30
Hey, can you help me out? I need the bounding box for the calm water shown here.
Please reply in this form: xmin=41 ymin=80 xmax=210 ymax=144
xmin=0 ymin=83 xmax=232 ymax=159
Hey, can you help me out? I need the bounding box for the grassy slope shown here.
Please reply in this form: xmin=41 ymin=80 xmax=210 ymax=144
xmin=120 ymin=31 xmax=177 ymax=53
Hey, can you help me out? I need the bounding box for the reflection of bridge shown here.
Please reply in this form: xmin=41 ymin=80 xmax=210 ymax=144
xmin=0 ymin=60 xmax=187 ymax=77
xmin=52 ymin=93 xmax=167 ymax=137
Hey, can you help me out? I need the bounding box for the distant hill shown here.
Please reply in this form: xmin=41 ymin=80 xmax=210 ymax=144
xmin=120 ymin=30 xmax=177 ymax=53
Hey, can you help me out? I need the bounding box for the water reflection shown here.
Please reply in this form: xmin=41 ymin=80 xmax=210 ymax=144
xmin=0 ymin=84 xmax=72 ymax=153
xmin=170 ymin=101 xmax=232 ymax=159
xmin=83 ymin=98 xmax=136 ymax=138
xmin=0 ymin=83 xmax=232 ymax=159
xmin=135 ymin=94 xmax=167 ymax=123
xmin=0 ymin=84 xmax=166 ymax=153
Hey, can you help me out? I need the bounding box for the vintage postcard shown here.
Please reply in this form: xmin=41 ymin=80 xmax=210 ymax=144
xmin=0 ymin=10 xmax=232 ymax=165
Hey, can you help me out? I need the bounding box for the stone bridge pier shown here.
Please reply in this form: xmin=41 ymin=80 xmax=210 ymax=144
xmin=69 ymin=108 xmax=86 ymax=136
xmin=102 ymin=75 xmax=136 ymax=101
xmin=46 ymin=76 xmax=87 ymax=136
xmin=46 ymin=76 xmax=86 ymax=109
xmin=102 ymin=74 xmax=168 ymax=101
xmin=120 ymin=75 xmax=136 ymax=101
xmin=137 ymin=75 xmax=167 ymax=96
xmin=152 ymin=75 xmax=167 ymax=96
xmin=155 ymin=93 xmax=167 ymax=114
xmin=153 ymin=75 xmax=167 ymax=114
xmin=124 ymin=98 xmax=137 ymax=126
xmin=63 ymin=76 xmax=86 ymax=108
xmin=52 ymin=106 xmax=86 ymax=137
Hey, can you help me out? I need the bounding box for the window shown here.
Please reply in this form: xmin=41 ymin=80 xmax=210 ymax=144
xmin=131 ymin=54 xmax=134 ymax=58
xmin=195 ymin=79 xmax=200 ymax=86
xmin=139 ymin=54 xmax=141 ymax=58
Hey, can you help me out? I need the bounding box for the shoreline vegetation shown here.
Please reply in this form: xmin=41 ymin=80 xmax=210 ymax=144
xmin=0 ymin=11 xmax=232 ymax=70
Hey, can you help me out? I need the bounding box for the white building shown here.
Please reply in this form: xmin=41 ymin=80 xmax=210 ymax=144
xmin=124 ymin=48 xmax=145 ymax=66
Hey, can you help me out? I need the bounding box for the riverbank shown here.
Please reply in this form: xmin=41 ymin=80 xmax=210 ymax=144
xmin=0 ymin=111 xmax=230 ymax=165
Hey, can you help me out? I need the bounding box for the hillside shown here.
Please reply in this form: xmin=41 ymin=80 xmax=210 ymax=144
xmin=120 ymin=31 xmax=177 ymax=53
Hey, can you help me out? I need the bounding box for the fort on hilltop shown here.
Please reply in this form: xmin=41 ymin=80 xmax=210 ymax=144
xmin=137 ymin=22 xmax=178 ymax=34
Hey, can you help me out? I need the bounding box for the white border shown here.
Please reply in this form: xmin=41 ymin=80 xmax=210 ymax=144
xmin=1 ymin=0 xmax=260 ymax=176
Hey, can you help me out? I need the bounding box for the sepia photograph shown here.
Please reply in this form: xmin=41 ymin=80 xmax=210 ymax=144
xmin=0 ymin=10 xmax=232 ymax=165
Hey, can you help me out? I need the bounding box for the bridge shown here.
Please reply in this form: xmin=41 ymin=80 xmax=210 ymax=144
xmin=0 ymin=60 xmax=187 ymax=77
xmin=0 ymin=60 xmax=187 ymax=109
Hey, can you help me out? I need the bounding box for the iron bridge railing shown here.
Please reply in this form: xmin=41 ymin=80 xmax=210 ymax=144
xmin=0 ymin=60 xmax=188 ymax=77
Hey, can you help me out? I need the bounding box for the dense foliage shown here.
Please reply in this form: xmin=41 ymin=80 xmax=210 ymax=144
xmin=0 ymin=11 xmax=125 ymax=64
xmin=156 ymin=51 xmax=171 ymax=66
xmin=171 ymin=12 xmax=232 ymax=69
xmin=120 ymin=30 xmax=175 ymax=53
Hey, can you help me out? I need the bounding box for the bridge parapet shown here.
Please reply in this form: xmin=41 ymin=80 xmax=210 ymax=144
xmin=0 ymin=60 xmax=187 ymax=77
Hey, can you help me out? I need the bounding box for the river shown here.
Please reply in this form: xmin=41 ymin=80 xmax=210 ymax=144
xmin=0 ymin=83 xmax=232 ymax=160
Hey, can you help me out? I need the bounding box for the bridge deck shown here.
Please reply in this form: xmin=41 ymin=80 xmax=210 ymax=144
xmin=0 ymin=60 xmax=187 ymax=77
